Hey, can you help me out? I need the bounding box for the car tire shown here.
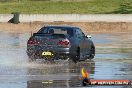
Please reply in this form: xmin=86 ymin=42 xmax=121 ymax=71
xmin=28 ymin=58 xmax=34 ymax=62
xmin=28 ymin=54 xmax=38 ymax=62
xmin=72 ymin=47 xmax=80 ymax=63
xmin=28 ymin=57 xmax=36 ymax=62
xmin=89 ymin=46 xmax=95 ymax=59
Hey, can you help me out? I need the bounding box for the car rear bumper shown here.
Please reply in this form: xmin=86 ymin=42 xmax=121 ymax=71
xmin=27 ymin=45 xmax=71 ymax=60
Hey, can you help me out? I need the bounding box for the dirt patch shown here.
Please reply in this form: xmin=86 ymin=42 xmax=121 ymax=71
xmin=0 ymin=22 xmax=132 ymax=33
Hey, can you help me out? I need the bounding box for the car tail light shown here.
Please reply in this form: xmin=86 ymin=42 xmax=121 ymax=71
xmin=58 ymin=39 xmax=70 ymax=46
xmin=27 ymin=39 xmax=40 ymax=45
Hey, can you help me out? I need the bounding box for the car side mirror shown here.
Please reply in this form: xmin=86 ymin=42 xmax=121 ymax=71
xmin=86 ymin=35 xmax=92 ymax=38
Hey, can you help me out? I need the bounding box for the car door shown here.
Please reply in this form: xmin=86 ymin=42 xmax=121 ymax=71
xmin=76 ymin=28 xmax=92 ymax=57
xmin=75 ymin=28 xmax=86 ymax=57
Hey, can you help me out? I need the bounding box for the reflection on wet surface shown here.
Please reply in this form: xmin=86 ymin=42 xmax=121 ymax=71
xmin=92 ymin=32 xmax=132 ymax=48
xmin=0 ymin=32 xmax=132 ymax=88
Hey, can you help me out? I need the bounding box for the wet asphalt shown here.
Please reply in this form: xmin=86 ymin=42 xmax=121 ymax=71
xmin=0 ymin=32 xmax=132 ymax=88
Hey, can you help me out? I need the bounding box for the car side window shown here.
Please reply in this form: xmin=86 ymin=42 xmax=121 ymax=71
xmin=75 ymin=28 xmax=85 ymax=38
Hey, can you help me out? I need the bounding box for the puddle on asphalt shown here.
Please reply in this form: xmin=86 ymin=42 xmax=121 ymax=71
xmin=92 ymin=33 xmax=113 ymax=44
xmin=92 ymin=32 xmax=132 ymax=48
xmin=0 ymin=32 xmax=131 ymax=88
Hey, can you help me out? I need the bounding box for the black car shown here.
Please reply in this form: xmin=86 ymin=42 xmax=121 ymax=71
xmin=27 ymin=25 xmax=95 ymax=62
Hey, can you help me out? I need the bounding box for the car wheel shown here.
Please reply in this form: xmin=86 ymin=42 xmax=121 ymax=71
xmin=72 ymin=47 xmax=80 ymax=63
xmin=28 ymin=54 xmax=38 ymax=62
xmin=28 ymin=58 xmax=34 ymax=62
xmin=28 ymin=57 xmax=36 ymax=62
xmin=89 ymin=46 xmax=95 ymax=59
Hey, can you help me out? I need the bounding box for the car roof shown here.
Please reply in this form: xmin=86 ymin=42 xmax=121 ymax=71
xmin=44 ymin=25 xmax=79 ymax=29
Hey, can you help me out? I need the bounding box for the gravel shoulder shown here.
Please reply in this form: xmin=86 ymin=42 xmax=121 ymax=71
xmin=0 ymin=22 xmax=132 ymax=33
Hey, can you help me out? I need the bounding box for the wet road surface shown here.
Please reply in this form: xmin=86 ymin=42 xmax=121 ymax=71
xmin=0 ymin=32 xmax=132 ymax=88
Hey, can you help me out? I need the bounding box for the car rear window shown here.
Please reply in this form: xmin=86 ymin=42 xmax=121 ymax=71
xmin=38 ymin=27 xmax=74 ymax=36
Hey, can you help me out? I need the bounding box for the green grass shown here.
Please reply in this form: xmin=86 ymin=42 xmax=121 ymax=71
xmin=0 ymin=0 xmax=132 ymax=14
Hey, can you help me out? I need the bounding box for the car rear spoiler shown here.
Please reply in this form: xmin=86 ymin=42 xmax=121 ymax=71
xmin=33 ymin=33 xmax=66 ymax=38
